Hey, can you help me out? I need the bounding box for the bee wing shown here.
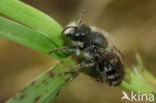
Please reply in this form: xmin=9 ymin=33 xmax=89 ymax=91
xmin=97 ymin=45 xmax=132 ymax=70
xmin=112 ymin=45 xmax=133 ymax=70
xmin=96 ymin=48 xmax=118 ymax=61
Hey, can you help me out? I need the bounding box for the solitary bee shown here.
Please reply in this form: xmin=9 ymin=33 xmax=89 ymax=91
xmin=49 ymin=10 xmax=125 ymax=86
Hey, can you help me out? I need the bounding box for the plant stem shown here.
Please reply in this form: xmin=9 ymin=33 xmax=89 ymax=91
xmin=7 ymin=58 xmax=78 ymax=103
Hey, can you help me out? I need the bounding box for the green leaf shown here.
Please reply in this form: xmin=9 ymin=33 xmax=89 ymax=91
xmin=0 ymin=16 xmax=66 ymax=60
xmin=0 ymin=0 xmax=70 ymax=59
xmin=6 ymin=58 xmax=78 ymax=103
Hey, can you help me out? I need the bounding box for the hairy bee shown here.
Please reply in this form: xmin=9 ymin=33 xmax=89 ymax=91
xmin=50 ymin=10 xmax=125 ymax=86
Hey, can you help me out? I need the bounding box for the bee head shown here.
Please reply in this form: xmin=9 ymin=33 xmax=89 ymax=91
xmin=62 ymin=9 xmax=90 ymax=42
xmin=62 ymin=24 xmax=91 ymax=42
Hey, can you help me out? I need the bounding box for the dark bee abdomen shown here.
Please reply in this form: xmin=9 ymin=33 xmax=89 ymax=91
xmin=98 ymin=59 xmax=124 ymax=86
xmin=104 ymin=62 xmax=122 ymax=86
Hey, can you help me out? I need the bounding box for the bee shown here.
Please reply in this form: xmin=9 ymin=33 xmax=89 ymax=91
xmin=49 ymin=10 xmax=125 ymax=86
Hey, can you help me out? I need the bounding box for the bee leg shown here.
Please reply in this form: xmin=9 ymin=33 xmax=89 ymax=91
xmin=99 ymin=72 xmax=106 ymax=83
xmin=49 ymin=46 xmax=77 ymax=54
xmin=66 ymin=60 xmax=95 ymax=74
xmin=96 ymin=63 xmax=106 ymax=82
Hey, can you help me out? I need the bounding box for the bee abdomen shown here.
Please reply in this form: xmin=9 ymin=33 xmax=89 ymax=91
xmin=105 ymin=63 xmax=122 ymax=86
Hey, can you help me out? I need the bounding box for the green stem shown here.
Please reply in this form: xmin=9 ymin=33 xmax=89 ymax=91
xmin=7 ymin=58 xmax=78 ymax=103
xmin=119 ymin=51 xmax=156 ymax=98
xmin=7 ymin=56 xmax=156 ymax=103
xmin=120 ymin=68 xmax=156 ymax=95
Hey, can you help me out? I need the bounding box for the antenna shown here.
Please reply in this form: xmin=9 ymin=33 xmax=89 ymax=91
xmin=79 ymin=9 xmax=88 ymax=25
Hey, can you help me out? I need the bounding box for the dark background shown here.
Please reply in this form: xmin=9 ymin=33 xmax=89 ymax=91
xmin=0 ymin=0 xmax=156 ymax=103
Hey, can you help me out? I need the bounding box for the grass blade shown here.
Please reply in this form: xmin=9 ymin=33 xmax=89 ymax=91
xmin=0 ymin=0 xmax=70 ymax=58
xmin=6 ymin=58 xmax=77 ymax=103
xmin=0 ymin=17 xmax=66 ymax=60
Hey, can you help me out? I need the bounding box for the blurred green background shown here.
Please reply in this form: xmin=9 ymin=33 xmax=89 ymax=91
xmin=0 ymin=0 xmax=156 ymax=103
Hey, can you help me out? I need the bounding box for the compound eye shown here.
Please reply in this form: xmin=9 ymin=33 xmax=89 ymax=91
xmin=74 ymin=32 xmax=87 ymax=41
xmin=76 ymin=32 xmax=85 ymax=37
